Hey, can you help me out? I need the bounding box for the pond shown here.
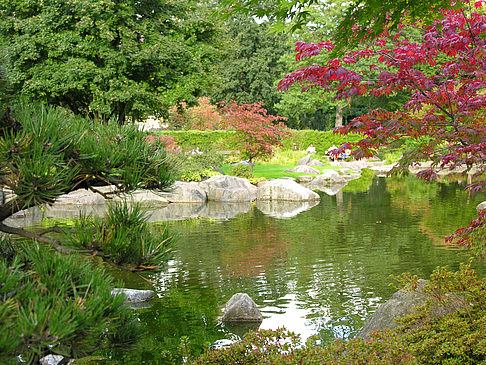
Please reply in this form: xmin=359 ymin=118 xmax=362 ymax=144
xmin=37 ymin=176 xmax=486 ymax=363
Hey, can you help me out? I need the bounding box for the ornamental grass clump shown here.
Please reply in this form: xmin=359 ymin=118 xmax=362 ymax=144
xmin=66 ymin=201 xmax=174 ymax=270
xmin=0 ymin=237 xmax=137 ymax=364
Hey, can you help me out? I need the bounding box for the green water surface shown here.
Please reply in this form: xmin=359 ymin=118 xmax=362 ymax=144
xmin=98 ymin=176 xmax=486 ymax=363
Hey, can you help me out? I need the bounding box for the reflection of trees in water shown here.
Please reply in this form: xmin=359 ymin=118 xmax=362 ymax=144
xmin=220 ymin=217 xmax=290 ymax=278
xmin=386 ymin=176 xmax=485 ymax=248
xmin=121 ymin=180 xmax=486 ymax=358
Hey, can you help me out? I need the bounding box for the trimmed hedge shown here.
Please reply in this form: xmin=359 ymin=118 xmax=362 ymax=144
xmin=281 ymin=129 xmax=363 ymax=154
xmin=154 ymin=129 xmax=362 ymax=154
xmin=155 ymin=130 xmax=238 ymax=152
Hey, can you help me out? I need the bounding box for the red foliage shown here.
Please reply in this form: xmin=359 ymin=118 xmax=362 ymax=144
xmin=278 ymin=1 xmax=486 ymax=250
xmin=145 ymin=134 xmax=181 ymax=153
xmin=167 ymin=97 xmax=221 ymax=130
xmin=221 ymin=101 xmax=291 ymax=162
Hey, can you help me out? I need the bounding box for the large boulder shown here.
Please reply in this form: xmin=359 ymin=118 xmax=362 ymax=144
xmin=284 ymin=165 xmax=320 ymax=174
xmin=477 ymin=201 xmax=486 ymax=212
xmin=222 ymin=293 xmax=263 ymax=323
xmin=297 ymin=155 xmax=312 ymax=166
xmin=297 ymin=175 xmax=315 ymax=183
xmin=305 ymin=171 xmax=348 ymax=191
xmin=256 ymin=179 xmax=320 ymax=201
xmin=115 ymin=189 xmax=169 ymax=206
xmin=161 ymin=181 xmax=207 ymax=203
xmin=306 ymin=183 xmax=347 ymax=196
xmin=358 ymin=280 xmax=466 ymax=339
xmin=308 ymin=159 xmax=326 ymax=167
xmin=54 ymin=189 xmax=105 ymax=205
xmin=201 ymin=175 xmax=257 ymax=202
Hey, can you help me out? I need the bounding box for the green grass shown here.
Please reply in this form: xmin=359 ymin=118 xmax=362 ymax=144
xmin=221 ymin=163 xmax=336 ymax=180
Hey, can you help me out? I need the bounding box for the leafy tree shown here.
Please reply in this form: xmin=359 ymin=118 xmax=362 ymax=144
xmin=274 ymin=0 xmax=409 ymax=130
xmin=221 ymin=101 xmax=291 ymax=165
xmin=210 ymin=17 xmax=289 ymax=115
xmin=219 ymin=0 xmax=464 ymax=52
xmin=278 ymin=3 xmax=486 ymax=249
xmin=0 ymin=0 xmax=224 ymax=122
xmin=167 ymin=97 xmax=222 ymax=130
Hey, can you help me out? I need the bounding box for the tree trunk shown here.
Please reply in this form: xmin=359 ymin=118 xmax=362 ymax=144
xmin=335 ymin=103 xmax=343 ymax=129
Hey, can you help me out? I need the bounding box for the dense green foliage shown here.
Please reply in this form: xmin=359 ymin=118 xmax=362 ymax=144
xmin=0 ymin=0 xmax=225 ymax=122
xmin=192 ymin=327 xmax=417 ymax=364
xmin=157 ymin=130 xmax=238 ymax=153
xmin=173 ymin=153 xmax=224 ymax=182
xmin=0 ymin=103 xmax=177 ymax=360
xmin=156 ymin=129 xmax=362 ymax=156
xmin=65 ymin=202 xmax=174 ymax=269
xmin=210 ymin=17 xmax=288 ymax=115
xmin=0 ymin=238 xmax=136 ymax=364
xmin=219 ymin=0 xmax=461 ymax=52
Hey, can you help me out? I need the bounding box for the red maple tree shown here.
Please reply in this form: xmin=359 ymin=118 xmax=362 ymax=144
xmin=278 ymin=1 xmax=486 ymax=252
xmin=221 ymin=101 xmax=291 ymax=164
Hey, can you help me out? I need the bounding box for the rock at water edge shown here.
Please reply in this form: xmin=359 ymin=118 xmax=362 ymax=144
xmin=222 ymin=293 xmax=263 ymax=323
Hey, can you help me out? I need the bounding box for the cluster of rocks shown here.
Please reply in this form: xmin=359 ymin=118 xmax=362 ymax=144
xmin=285 ymin=155 xmax=368 ymax=195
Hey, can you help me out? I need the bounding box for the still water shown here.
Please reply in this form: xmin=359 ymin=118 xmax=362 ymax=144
xmin=98 ymin=176 xmax=485 ymax=363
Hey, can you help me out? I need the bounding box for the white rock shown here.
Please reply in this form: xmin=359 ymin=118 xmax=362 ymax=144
xmin=222 ymin=293 xmax=263 ymax=323
xmin=201 ymin=175 xmax=257 ymax=202
xmin=256 ymin=179 xmax=320 ymax=201
xmin=54 ymin=189 xmax=105 ymax=205
xmin=115 ymin=189 xmax=169 ymax=206
xmin=477 ymin=201 xmax=486 ymax=212
xmin=39 ymin=355 xmax=73 ymax=365
xmin=160 ymin=181 xmax=207 ymax=203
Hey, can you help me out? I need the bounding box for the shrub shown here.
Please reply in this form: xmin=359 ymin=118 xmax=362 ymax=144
xmin=191 ymin=328 xmax=417 ymax=364
xmin=146 ymin=134 xmax=182 ymax=154
xmin=173 ymin=153 xmax=224 ymax=182
xmin=229 ymin=163 xmax=253 ymax=179
xmin=65 ymin=201 xmax=175 ymax=270
xmin=157 ymin=130 xmax=362 ymax=157
xmin=0 ymin=238 xmax=137 ymax=364
xmin=167 ymin=97 xmax=222 ymax=130
xmin=157 ymin=130 xmax=238 ymax=153
xmin=221 ymin=101 xmax=291 ymax=163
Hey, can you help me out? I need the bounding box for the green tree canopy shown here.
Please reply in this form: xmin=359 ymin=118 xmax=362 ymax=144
xmin=0 ymin=0 xmax=224 ymax=122
xmin=210 ymin=16 xmax=288 ymax=115
xmin=219 ymin=0 xmax=463 ymax=52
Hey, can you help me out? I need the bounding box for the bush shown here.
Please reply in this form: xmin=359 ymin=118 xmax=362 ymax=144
xmin=0 ymin=238 xmax=137 ymax=363
xmin=173 ymin=153 xmax=224 ymax=182
xmin=64 ymin=201 xmax=175 ymax=270
xmin=191 ymin=328 xmax=417 ymax=364
xmin=167 ymin=97 xmax=222 ymax=130
xmin=281 ymin=129 xmax=363 ymax=155
xmin=229 ymin=163 xmax=253 ymax=179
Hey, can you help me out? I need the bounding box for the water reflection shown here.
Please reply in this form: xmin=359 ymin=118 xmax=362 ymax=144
xmin=255 ymin=200 xmax=320 ymax=219
xmin=17 ymin=177 xmax=486 ymax=363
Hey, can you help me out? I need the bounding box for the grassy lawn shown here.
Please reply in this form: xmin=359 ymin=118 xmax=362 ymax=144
xmin=221 ymin=163 xmax=337 ymax=180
